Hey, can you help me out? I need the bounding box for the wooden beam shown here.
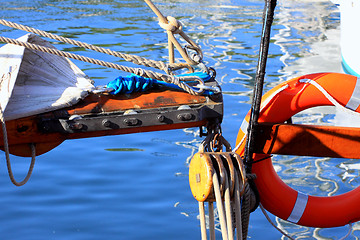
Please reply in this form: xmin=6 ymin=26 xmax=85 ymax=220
xmin=255 ymin=123 xmax=360 ymax=158
xmin=0 ymin=88 xmax=222 ymax=157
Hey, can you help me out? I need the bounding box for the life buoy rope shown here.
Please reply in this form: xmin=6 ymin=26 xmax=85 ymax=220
xmin=235 ymin=72 xmax=360 ymax=228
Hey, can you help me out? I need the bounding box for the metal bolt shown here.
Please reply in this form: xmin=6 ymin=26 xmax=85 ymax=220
xmin=69 ymin=122 xmax=83 ymax=130
xmin=102 ymin=119 xmax=112 ymax=128
xmin=177 ymin=113 xmax=193 ymax=121
xmin=123 ymin=118 xmax=139 ymax=126
xmin=157 ymin=114 xmax=165 ymax=123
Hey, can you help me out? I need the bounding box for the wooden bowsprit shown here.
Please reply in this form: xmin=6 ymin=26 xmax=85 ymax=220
xmin=0 ymin=81 xmax=223 ymax=157
xmin=0 ymin=0 xmax=223 ymax=159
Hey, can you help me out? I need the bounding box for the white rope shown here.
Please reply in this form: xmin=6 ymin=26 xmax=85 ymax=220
xmin=299 ymin=78 xmax=360 ymax=117
xmin=339 ymin=223 xmax=353 ymax=240
xmin=209 ymin=202 xmax=216 ymax=240
xmin=259 ymin=204 xmax=295 ymax=240
xmin=199 ymin=201 xmax=208 ymax=240
xmin=261 ymin=202 xmax=353 ymax=240
xmin=144 ymin=0 xmax=203 ymax=66
xmin=233 ymin=171 xmax=243 ymax=240
xmin=213 ymin=172 xmax=229 ymax=240
xmin=0 ymin=105 xmax=36 ymax=186
xmin=224 ymin=171 xmax=234 ymax=240
xmin=0 ymin=19 xmax=169 ymax=72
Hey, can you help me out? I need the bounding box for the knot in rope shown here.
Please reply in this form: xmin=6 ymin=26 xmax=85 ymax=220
xmin=159 ymin=16 xmax=183 ymax=34
xmin=170 ymin=75 xmax=181 ymax=86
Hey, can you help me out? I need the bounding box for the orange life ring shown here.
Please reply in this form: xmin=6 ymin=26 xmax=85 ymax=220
xmin=235 ymin=72 xmax=360 ymax=228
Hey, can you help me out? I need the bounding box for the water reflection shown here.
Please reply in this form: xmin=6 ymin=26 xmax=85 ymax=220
xmin=274 ymin=0 xmax=341 ymax=83
xmin=0 ymin=0 xmax=358 ymax=239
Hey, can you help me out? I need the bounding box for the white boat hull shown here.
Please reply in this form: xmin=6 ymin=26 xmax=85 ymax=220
xmin=339 ymin=0 xmax=360 ymax=76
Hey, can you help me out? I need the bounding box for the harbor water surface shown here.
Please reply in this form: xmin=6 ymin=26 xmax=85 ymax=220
xmin=0 ymin=0 xmax=358 ymax=239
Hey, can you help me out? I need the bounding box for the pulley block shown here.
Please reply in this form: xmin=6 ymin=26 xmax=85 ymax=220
xmin=189 ymin=151 xmax=246 ymax=202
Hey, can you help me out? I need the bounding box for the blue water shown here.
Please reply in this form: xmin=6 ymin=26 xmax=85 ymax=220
xmin=0 ymin=0 xmax=358 ymax=239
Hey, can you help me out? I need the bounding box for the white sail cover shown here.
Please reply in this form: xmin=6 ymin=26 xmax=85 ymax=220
xmin=0 ymin=34 xmax=94 ymax=120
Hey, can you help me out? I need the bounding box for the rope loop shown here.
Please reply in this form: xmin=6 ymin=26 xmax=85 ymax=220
xmin=0 ymin=105 xmax=36 ymax=186
xmin=176 ymin=75 xmax=205 ymax=95
xmin=159 ymin=16 xmax=183 ymax=34
xmin=144 ymin=0 xmax=204 ymax=66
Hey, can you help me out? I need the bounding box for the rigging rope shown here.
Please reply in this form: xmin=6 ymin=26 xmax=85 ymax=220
xmin=0 ymin=19 xmax=171 ymax=73
xmin=0 ymin=35 xmax=204 ymax=95
xmin=0 ymin=0 xmax=215 ymax=187
xmin=144 ymin=0 xmax=203 ymax=66
xmin=0 ymin=0 xmax=210 ymax=96
xmin=213 ymin=170 xmax=229 ymax=240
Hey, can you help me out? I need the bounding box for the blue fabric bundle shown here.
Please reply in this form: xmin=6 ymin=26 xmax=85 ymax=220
xmin=107 ymin=74 xmax=154 ymax=94
xmin=107 ymin=72 xmax=212 ymax=95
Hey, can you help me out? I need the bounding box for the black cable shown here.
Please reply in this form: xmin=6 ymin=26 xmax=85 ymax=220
xmin=243 ymin=0 xmax=277 ymax=172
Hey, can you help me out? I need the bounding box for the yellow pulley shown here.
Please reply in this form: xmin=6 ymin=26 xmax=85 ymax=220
xmin=188 ymin=131 xmax=247 ymax=240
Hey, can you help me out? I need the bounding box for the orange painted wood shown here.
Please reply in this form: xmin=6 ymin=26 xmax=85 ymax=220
xmin=0 ymin=89 xmax=211 ymax=156
xmin=255 ymin=123 xmax=360 ymax=158
xmin=63 ymin=89 xmax=207 ymax=116
xmin=1 ymin=117 xmax=206 ymax=157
